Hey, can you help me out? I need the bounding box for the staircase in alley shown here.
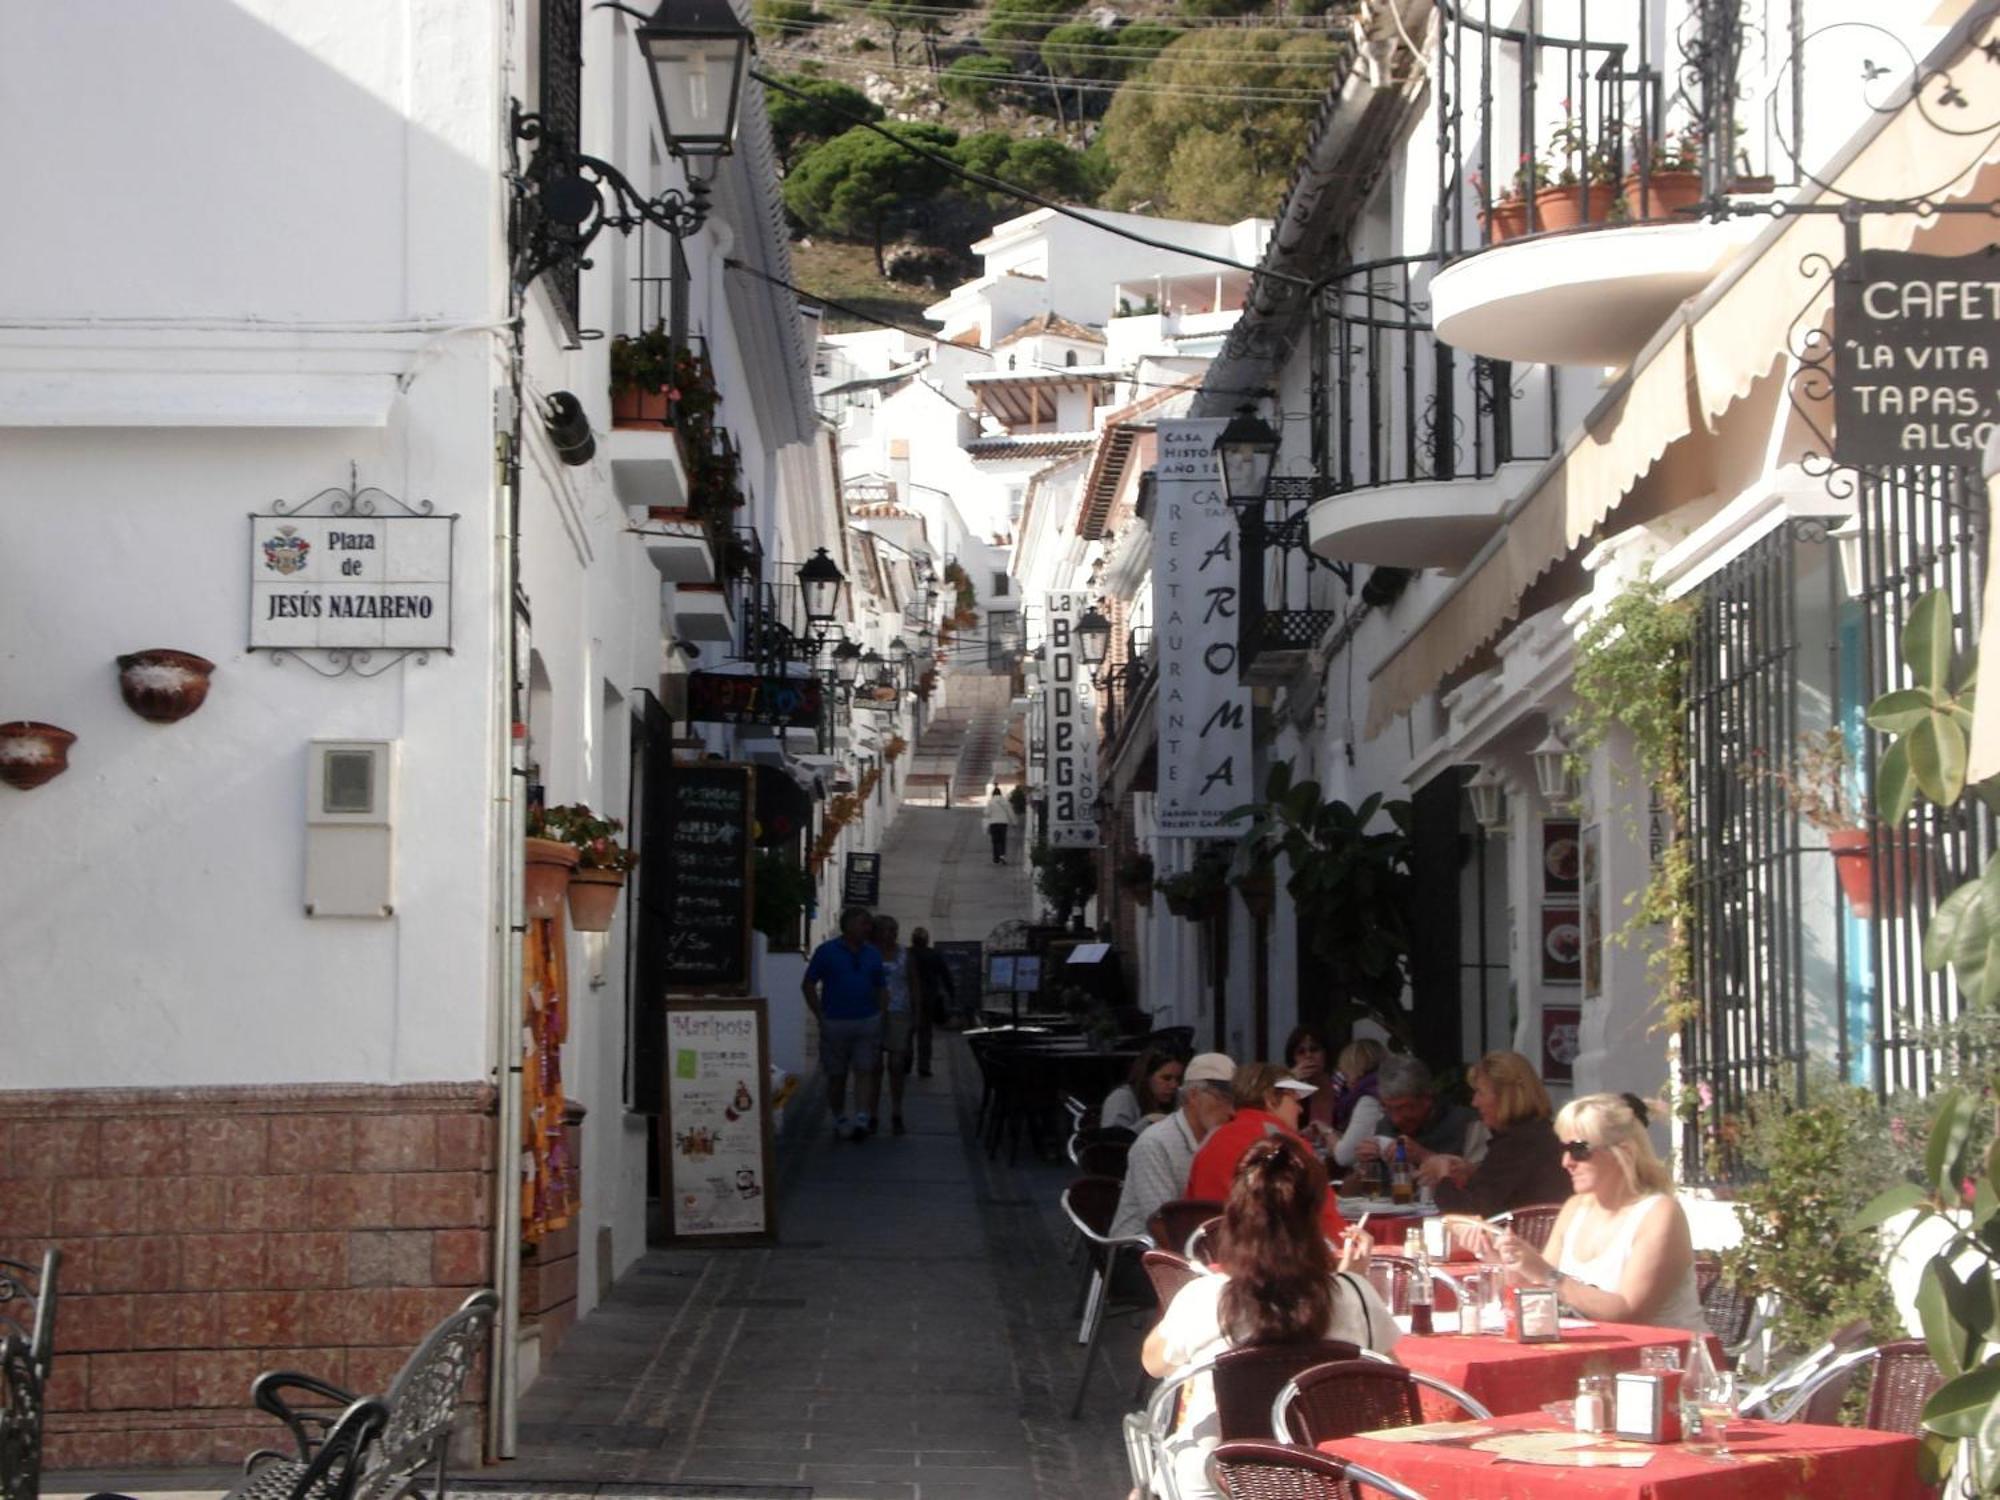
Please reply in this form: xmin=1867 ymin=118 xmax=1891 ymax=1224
xmin=948 ymin=672 xmax=1015 ymax=804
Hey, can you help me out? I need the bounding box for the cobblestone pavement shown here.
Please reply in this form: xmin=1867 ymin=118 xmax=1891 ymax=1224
xmin=498 ymin=805 xmax=1138 ymax=1500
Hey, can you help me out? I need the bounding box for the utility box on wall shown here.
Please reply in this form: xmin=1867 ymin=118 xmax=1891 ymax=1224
xmin=305 ymin=739 xmax=396 ymax=917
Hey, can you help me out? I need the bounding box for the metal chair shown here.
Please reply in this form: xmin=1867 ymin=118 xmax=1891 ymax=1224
xmin=243 ymin=1289 xmax=498 ymax=1500
xmin=1273 ymin=1359 xmax=1492 ymax=1445
xmin=0 ymin=1250 xmax=59 ymax=1500
xmin=1060 ymin=1177 xmax=1154 ymax=1418
xmin=1149 ymin=1199 xmax=1226 ymax=1260
xmin=1141 ymin=1249 xmax=1203 ymax=1319
xmin=1773 ymin=1339 xmax=1942 ymax=1433
xmin=1138 ymin=1341 xmax=1364 ymax=1500
xmin=1739 ymin=1317 xmax=1871 ymax=1419
xmin=1078 ymin=1138 xmax=1134 ymax=1179
xmin=90 ymin=1397 xmax=390 ymax=1500
xmin=1185 ymin=1215 xmax=1224 ymax=1263
xmin=1691 ymin=1253 xmax=1763 ymax=1366
xmin=1210 ymin=1440 xmax=1430 ymax=1500
xmin=1363 ymin=1255 xmax=1467 ymax=1314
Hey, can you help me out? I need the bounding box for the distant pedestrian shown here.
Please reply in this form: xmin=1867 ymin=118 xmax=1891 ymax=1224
xmin=909 ymin=925 xmax=956 ymax=1067
xmin=984 ymin=784 xmax=1014 ymax=864
xmin=802 ymin=907 xmax=890 ymax=1142
xmin=874 ymin=914 xmax=916 ymax=1135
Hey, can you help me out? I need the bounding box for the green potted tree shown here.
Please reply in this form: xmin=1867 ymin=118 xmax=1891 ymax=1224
xmin=1155 ymin=844 xmax=1231 ymax=921
xmin=753 ymin=848 xmax=813 ymax=950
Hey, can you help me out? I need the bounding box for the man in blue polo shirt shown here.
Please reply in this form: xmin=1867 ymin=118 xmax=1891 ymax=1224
xmin=802 ymin=906 xmax=891 ymax=1141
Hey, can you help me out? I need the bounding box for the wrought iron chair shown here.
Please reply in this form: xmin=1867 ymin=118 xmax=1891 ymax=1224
xmin=89 ymin=1397 xmax=391 ymax=1500
xmin=1060 ymin=1177 xmax=1153 ymax=1418
xmin=0 ymin=1249 xmax=58 ymax=1500
xmin=1209 ymin=1440 xmax=1429 ymax=1500
xmin=1691 ymin=1253 xmax=1763 ymax=1366
xmin=1272 ymin=1359 xmax=1492 ymax=1445
xmin=1772 ymin=1339 xmax=1943 ymax=1433
xmin=1134 ymin=1340 xmax=1364 ymax=1500
xmin=243 ymin=1289 xmax=498 ymax=1500
xmin=1149 ymin=1199 xmax=1226 ymax=1260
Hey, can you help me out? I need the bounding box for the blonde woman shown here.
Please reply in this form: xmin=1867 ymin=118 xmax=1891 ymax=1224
xmin=1494 ymin=1092 xmax=1706 ymax=1332
xmin=1421 ymin=1050 xmax=1572 ymax=1216
xmin=1323 ymin=1038 xmax=1389 ymax=1168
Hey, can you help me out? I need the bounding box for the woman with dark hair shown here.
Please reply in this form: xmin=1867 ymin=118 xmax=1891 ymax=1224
xmin=1282 ymin=1024 xmax=1339 ymax=1136
xmin=1099 ymin=1048 xmax=1185 ymax=1133
xmin=1139 ymin=1135 xmax=1397 ymax=1500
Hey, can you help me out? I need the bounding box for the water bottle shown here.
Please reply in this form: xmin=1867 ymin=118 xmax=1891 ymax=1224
xmin=1680 ymin=1333 xmax=1717 ymax=1436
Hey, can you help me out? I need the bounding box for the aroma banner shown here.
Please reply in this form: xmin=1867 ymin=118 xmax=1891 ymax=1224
xmin=1042 ymin=590 xmax=1099 ymax=849
xmin=1153 ymin=419 xmax=1251 ymax=835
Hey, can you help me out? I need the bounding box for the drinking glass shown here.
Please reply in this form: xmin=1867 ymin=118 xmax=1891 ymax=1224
xmin=1639 ymin=1345 xmax=1681 ymax=1372
xmin=1480 ymin=1268 xmax=1507 ymax=1335
xmin=1693 ymin=1370 xmax=1738 ymax=1460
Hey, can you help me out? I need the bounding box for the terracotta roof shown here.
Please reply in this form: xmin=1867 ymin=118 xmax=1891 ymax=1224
xmin=947 ymin=327 xmax=983 ymax=348
xmin=964 ymin=434 xmax=1096 ymax=460
xmin=1077 ymin=376 xmax=1202 ymax=539
xmin=993 ymin=312 xmax=1107 ymax=349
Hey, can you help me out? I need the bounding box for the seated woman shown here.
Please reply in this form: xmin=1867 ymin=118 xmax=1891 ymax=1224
xmin=1323 ymin=1038 xmax=1388 ymax=1168
xmin=1140 ymin=1136 xmax=1397 ymax=1500
xmin=1185 ymin=1063 xmax=1345 ymax=1241
xmin=1282 ymin=1024 xmax=1338 ymax=1137
xmin=1420 ymin=1050 xmax=1571 ymax=1217
xmin=1494 ymin=1092 xmax=1706 ymax=1333
xmin=1099 ymin=1047 xmax=1185 ymax=1135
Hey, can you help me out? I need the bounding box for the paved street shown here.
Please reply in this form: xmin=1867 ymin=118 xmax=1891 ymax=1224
xmin=497 ymin=803 xmax=1137 ymax=1500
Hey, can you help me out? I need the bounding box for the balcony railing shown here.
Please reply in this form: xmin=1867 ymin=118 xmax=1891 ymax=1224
xmin=1310 ymin=255 xmax=1558 ymax=493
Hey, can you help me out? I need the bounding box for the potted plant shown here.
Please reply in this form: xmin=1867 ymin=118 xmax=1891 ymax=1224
xmin=562 ymin=806 xmax=639 ymax=932
xmin=609 ymin=325 xmax=677 ymax=427
xmin=116 ymin=648 xmax=216 ymax=723
xmin=1117 ymin=848 xmax=1155 ymax=898
xmin=1475 ymin=164 xmax=1535 ymax=244
xmin=753 ymin=848 xmax=813 ymax=949
xmin=524 ymin=804 xmax=581 ymax=921
xmin=1534 ymin=105 xmax=1618 ymax=230
xmin=1623 ymin=126 xmax=1705 ymax=221
xmin=1155 ymin=845 xmax=1231 ymax=921
xmin=884 ymin=734 xmax=908 ymax=763
xmin=1755 ymin=728 xmax=1923 ymax=919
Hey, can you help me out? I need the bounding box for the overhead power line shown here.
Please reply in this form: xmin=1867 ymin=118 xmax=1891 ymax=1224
xmin=754 ymin=68 xmax=1311 ymax=286
xmin=762 ymin=45 xmax=1335 ymax=101
xmin=803 ymin=0 xmax=1354 ymax=27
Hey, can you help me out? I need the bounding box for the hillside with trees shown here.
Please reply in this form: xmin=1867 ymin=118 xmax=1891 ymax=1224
xmin=758 ymin=0 xmax=1353 ymax=328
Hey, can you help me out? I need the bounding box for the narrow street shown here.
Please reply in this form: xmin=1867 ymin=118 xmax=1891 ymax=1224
xmin=496 ymin=801 xmax=1136 ymax=1500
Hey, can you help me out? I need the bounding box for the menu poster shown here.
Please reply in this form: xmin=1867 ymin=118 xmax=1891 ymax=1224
xmin=1542 ymin=819 xmax=1580 ymax=897
xmin=658 ymin=764 xmax=754 ymax=991
xmin=1541 ymin=906 xmax=1582 ymax=985
xmin=662 ymin=997 xmax=776 ymax=1244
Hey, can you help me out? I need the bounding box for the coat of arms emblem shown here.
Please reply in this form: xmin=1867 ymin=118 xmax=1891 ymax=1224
xmin=263 ymin=525 xmax=310 ymax=575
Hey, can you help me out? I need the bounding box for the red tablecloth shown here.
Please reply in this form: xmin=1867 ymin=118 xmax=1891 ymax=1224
xmin=1398 ymin=1322 xmax=1719 ymax=1417
xmin=1324 ymin=1412 xmax=1926 ymax=1500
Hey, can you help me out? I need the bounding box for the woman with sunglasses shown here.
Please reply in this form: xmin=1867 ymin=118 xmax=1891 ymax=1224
xmin=1493 ymin=1092 xmax=1706 ymax=1333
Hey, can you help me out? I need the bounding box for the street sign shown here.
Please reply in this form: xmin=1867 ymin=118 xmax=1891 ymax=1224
xmin=1834 ymin=249 xmax=2000 ymax=468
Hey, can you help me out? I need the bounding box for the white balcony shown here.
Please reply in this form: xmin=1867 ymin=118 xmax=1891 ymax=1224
xmin=607 ymin=424 xmax=689 ymax=512
xmin=1307 ymin=461 xmax=1540 ymax=575
xmin=634 ymin=513 xmax=717 ymax=584
xmin=671 ymin=583 xmax=734 ymax=642
xmin=1430 ymin=219 xmax=1764 ymax=368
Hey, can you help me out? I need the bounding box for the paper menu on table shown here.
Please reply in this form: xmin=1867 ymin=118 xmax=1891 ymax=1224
xmin=1473 ymin=1432 xmax=1655 ymax=1467
xmin=1356 ymin=1422 xmax=1495 ymax=1443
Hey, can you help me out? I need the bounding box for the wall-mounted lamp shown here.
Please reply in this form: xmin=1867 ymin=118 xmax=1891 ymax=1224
xmin=543 ymin=392 xmax=596 ymax=467
xmin=797 ymin=547 xmax=844 ymax=637
xmin=1076 ymin=605 xmax=1113 ymax=668
xmin=1829 ymin=517 xmax=1865 ymax=599
xmin=1529 ymin=728 xmax=1578 ymax=808
xmin=1214 ymin=404 xmax=1280 ymax=509
xmin=1465 ymin=769 xmax=1508 ymax=834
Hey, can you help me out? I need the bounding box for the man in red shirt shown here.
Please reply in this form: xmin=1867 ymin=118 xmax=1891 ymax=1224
xmin=1186 ymin=1063 xmax=1348 ymax=1245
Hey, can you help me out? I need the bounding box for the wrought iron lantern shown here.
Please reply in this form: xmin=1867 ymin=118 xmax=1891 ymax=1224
xmin=1530 ymin=729 xmax=1577 ymax=807
xmin=1076 ymin=605 xmax=1113 ymax=668
xmin=1829 ymin=517 xmax=1866 ymax=599
xmin=1213 ymin=404 xmax=1280 ymax=509
xmin=797 ymin=547 xmax=843 ymax=631
xmin=636 ymin=0 xmax=754 ymax=160
xmin=831 ymin=638 xmax=862 ymax=687
xmin=1466 ymin=769 xmax=1508 ymax=834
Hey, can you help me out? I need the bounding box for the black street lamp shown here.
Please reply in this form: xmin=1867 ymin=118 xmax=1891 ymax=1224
xmin=636 ymin=0 xmax=755 ymax=161
xmin=797 ymin=547 xmax=844 ymax=634
xmin=1214 ymin=404 xmax=1281 ymax=509
xmin=1076 ymin=605 xmax=1113 ymax=669
xmin=831 ymin=638 xmax=862 ymax=688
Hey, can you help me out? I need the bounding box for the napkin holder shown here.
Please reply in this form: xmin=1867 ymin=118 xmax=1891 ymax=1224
xmin=1506 ymin=1284 xmax=1561 ymax=1342
xmin=1611 ymin=1371 xmax=1684 ymax=1443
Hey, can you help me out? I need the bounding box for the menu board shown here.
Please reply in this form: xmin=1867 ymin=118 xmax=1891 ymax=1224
xmin=933 ymin=941 xmax=983 ymax=1009
xmin=662 ymin=998 xmax=776 ymax=1244
xmin=659 ymin=763 xmax=754 ymax=991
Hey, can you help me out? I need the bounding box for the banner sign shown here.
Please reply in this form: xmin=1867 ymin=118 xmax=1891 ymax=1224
xmin=1043 ymin=590 xmax=1099 ymax=848
xmin=688 ymin=670 xmax=823 ymax=728
xmin=249 ymin=512 xmax=455 ymax=653
xmin=662 ymin=997 xmax=775 ymax=1244
xmin=1153 ymin=419 xmax=1252 ymax=834
xmin=1835 ymin=249 xmax=2000 ymax=467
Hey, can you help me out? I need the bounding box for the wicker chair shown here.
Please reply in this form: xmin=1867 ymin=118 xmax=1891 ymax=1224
xmin=1691 ymin=1253 xmax=1763 ymax=1366
xmin=1776 ymin=1339 xmax=1943 ymax=1433
xmin=1272 ymin=1359 xmax=1491 ymax=1444
xmin=1496 ymin=1203 xmax=1564 ymax=1251
xmin=1185 ymin=1215 xmax=1224 ymax=1264
xmin=1209 ymin=1440 xmax=1429 ymax=1500
xmin=1141 ymin=1249 xmax=1203 ymax=1318
xmin=1150 ymin=1199 xmax=1227 ymax=1259
xmin=1134 ymin=1341 xmax=1365 ymax=1500
xmin=242 ymin=1290 xmax=497 ymax=1500
xmin=0 ymin=1250 xmax=58 ymax=1500
xmin=1060 ymin=1176 xmax=1154 ymax=1419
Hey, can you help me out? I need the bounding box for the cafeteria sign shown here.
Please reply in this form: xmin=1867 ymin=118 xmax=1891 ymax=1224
xmin=1835 ymin=249 xmax=2000 ymax=467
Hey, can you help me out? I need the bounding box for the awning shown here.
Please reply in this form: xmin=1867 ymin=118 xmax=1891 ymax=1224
xmin=1365 ymin=10 xmax=2000 ymax=738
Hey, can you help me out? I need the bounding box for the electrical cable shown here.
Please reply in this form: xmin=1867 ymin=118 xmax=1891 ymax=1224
xmin=758 ymin=21 xmax=1346 ymax=69
xmin=803 ymin=0 xmax=1352 ymax=27
xmin=754 ymin=69 xmax=1313 ymax=286
xmin=759 ymin=44 xmax=1338 ymax=99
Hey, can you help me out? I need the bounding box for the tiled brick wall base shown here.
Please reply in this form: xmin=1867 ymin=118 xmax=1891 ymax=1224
xmin=0 ymin=1082 xmax=497 ymax=1470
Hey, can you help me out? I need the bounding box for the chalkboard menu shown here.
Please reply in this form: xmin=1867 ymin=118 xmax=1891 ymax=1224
xmin=843 ymin=851 xmax=881 ymax=906
xmin=933 ymin=940 xmax=983 ymax=1014
xmin=657 ymin=763 xmax=754 ymax=991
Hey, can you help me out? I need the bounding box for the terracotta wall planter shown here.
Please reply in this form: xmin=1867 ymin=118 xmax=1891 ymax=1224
xmin=1622 ymin=170 xmax=1703 ymax=221
xmin=1828 ymin=827 xmax=1927 ymax=920
xmin=567 ymin=867 xmax=626 ymax=932
xmin=116 ymin=648 xmax=216 ymax=723
xmin=525 ymin=837 xmax=580 ymax=921
xmin=0 ymin=722 xmax=75 ymax=789
xmin=1481 ymin=197 xmax=1529 ymax=244
xmin=1533 ymin=183 xmax=1617 ymax=231
xmin=610 ymin=386 xmax=673 ymax=428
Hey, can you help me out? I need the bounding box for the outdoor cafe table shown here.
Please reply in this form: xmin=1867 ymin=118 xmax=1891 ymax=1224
xmin=1393 ymin=1319 xmax=1723 ymax=1418
xmin=1322 ymin=1410 xmax=1927 ymax=1500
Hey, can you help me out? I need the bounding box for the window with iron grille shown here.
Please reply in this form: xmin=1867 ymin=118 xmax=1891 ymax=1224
xmin=1680 ymin=467 xmax=1990 ymax=1185
xmin=538 ymin=0 xmax=583 ymax=337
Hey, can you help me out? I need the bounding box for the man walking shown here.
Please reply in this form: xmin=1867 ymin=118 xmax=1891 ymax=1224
xmin=874 ymin=914 xmax=916 ymax=1135
xmin=984 ymin=784 xmax=1014 ymax=864
xmin=908 ymin=925 xmax=956 ymax=1071
xmin=802 ymin=907 xmax=890 ymax=1142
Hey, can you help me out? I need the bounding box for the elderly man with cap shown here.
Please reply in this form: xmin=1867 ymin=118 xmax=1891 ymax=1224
xmin=1185 ymin=1063 xmax=1349 ymax=1240
xmin=1111 ymin=1052 xmax=1238 ymax=1242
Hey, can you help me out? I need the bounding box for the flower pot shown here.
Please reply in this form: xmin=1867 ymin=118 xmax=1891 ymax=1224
xmin=116 ymin=648 xmax=216 ymax=723
xmin=610 ymin=386 xmax=673 ymax=428
xmin=1622 ymin=170 xmax=1703 ymax=221
xmin=1480 ymin=197 xmax=1529 ymax=244
xmin=1236 ymin=869 xmax=1276 ymax=921
xmin=524 ymin=836 xmax=579 ymax=921
xmin=0 ymin=722 xmax=75 ymax=789
xmin=1827 ymin=827 xmax=1927 ymax=920
xmin=567 ymin=866 xmax=627 ymax=932
xmin=1533 ymin=183 xmax=1617 ymax=231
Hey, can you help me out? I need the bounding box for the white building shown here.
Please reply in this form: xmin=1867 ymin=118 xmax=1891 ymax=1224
xmin=0 ymin=0 xmax=919 ymax=1468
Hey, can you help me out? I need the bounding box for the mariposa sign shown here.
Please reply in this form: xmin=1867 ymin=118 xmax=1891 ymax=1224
xmin=687 ymin=670 xmax=823 ymax=728
xmin=1835 ymin=249 xmax=2000 ymax=468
